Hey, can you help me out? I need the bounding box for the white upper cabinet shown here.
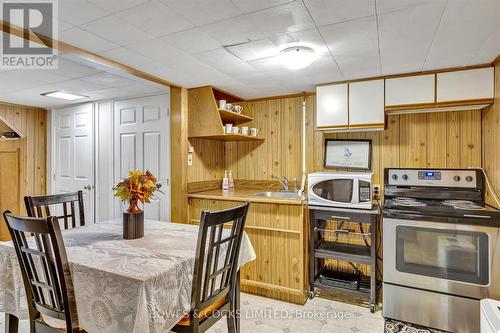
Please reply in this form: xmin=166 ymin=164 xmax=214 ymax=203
xmin=385 ymin=74 xmax=435 ymax=106
xmin=349 ymin=79 xmax=384 ymax=127
xmin=437 ymin=67 xmax=494 ymax=102
xmin=316 ymin=84 xmax=348 ymax=129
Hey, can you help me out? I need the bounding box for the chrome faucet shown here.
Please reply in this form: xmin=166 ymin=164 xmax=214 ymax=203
xmin=273 ymin=176 xmax=289 ymax=191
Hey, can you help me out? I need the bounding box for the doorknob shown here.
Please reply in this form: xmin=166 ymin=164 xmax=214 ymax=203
xmin=83 ymin=185 xmax=94 ymax=190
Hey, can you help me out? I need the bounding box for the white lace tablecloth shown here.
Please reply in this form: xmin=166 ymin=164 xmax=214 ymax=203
xmin=0 ymin=219 xmax=256 ymax=332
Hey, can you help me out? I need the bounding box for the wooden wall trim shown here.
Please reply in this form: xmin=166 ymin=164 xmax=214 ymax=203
xmin=0 ymin=20 xmax=176 ymax=88
xmin=170 ymin=87 xmax=189 ymax=223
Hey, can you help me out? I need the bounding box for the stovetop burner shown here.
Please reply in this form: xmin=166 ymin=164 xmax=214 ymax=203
xmin=393 ymin=197 xmax=427 ymax=207
xmin=383 ymin=168 xmax=500 ymax=225
xmin=442 ymin=200 xmax=487 ymax=211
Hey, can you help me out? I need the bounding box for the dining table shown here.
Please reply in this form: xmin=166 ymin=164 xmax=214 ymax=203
xmin=0 ymin=219 xmax=256 ymax=333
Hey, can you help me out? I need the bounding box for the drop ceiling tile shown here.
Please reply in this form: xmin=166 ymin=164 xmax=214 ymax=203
xmin=303 ymin=0 xmax=374 ymax=27
xmin=244 ymin=1 xmax=315 ymax=37
xmin=80 ymin=15 xmax=150 ymax=46
xmin=203 ymin=15 xmax=265 ymax=46
xmin=160 ymin=0 xmax=242 ymax=26
xmin=192 ymin=48 xmax=256 ymax=76
xmin=60 ymin=27 xmax=118 ymax=53
xmin=51 ymin=78 xmax=108 ymax=93
xmin=57 ymin=0 xmax=110 ymax=26
xmin=125 ymin=39 xmax=188 ymax=62
xmin=231 ymin=0 xmax=293 ymax=13
xmin=53 ymin=59 xmax=101 ymax=79
xmin=101 ymin=47 xmax=153 ymax=68
xmin=378 ymin=1 xmax=445 ymax=74
xmin=376 ymin=0 xmax=445 ymax=15
xmin=160 ymin=28 xmax=220 ymax=54
xmin=320 ymin=16 xmax=380 ymax=78
xmin=115 ymin=0 xmax=194 ymax=38
xmin=88 ymin=0 xmax=149 ymax=12
xmin=423 ymin=0 xmax=500 ymax=70
xmin=225 ymin=39 xmax=278 ymax=61
xmin=79 ymin=72 xmax=136 ymax=88
xmin=270 ymin=28 xmax=330 ymax=55
xmin=469 ymin=25 xmax=500 ymax=64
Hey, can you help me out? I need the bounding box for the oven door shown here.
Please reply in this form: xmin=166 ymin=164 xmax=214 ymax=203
xmin=384 ymin=217 xmax=500 ymax=299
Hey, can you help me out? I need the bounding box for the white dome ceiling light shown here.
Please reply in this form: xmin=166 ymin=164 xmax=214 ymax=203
xmin=278 ymin=45 xmax=319 ymax=70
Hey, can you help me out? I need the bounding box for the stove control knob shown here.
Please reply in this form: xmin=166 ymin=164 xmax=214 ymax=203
xmin=392 ymin=174 xmax=398 ymax=180
xmin=454 ymin=176 xmax=461 ymax=182
xmin=466 ymin=176 xmax=473 ymax=182
xmin=402 ymin=174 xmax=408 ymax=180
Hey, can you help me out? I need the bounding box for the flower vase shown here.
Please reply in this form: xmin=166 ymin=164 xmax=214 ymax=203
xmin=123 ymin=198 xmax=144 ymax=239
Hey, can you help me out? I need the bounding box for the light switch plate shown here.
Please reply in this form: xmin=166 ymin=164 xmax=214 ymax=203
xmin=187 ymin=153 xmax=193 ymax=166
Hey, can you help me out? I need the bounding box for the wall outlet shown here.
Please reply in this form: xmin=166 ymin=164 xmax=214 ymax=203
xmin=373 ymin=184 xmax=381 ymax=201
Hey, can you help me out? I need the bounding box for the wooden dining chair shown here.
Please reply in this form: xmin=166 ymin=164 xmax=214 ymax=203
xmin=172 ymin=202 xmax=250 ymax=333
xmin=24 ymin=192 xmax=85 ymax=229
xmin=3 ymin=211 xmax=84 ymax=332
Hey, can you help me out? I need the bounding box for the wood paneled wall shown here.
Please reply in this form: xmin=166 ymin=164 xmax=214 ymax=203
xmin=0 ymin=102 xmax=47 ymax=240
xmin=482 ymin=61 xmax=500 ymax=208
xmin=225 ymin=98 xmax=303 ymax=180
xmin=309 ymin=111 xmax=482 ymax=189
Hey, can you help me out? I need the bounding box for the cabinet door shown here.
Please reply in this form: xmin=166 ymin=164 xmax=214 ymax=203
xmin=349 ymin=79 xmax=384 ymax=128
xmin=385 ymin=74 xmax=435 ymax=106
xmin=316 ymin=83 xmax=348 ymax=129
xmin=437 ymin=67 xmax=494 ymax=102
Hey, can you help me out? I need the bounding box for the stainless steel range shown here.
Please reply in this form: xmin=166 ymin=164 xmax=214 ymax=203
xmin=382 ymin=168 xmax=500 ymax=333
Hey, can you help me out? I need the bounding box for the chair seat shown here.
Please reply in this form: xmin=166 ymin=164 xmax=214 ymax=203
xmin=176 ymin=295 xmax=228 ymax=326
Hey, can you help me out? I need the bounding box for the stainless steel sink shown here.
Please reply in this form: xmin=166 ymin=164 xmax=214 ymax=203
xmin=254 ymin=191 xmax=302 ymax=199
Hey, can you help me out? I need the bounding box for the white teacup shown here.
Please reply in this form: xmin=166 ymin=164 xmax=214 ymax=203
xmin=219 ymin=99 xmax=226 ymax=109
xmin=241 ymin=126 xmax=249 ymax=135
xmin=225 ymin=103 xmax=233 ymax=111
xmin=234 ymin=105 xmax=243 ymax=114
xmin=225 ymin=123 xmax=233 ymax=133
xmin=231 ymin=126 xmax=239 ymax=134
xmin=250 ymin=128 xmax=258 ymax=136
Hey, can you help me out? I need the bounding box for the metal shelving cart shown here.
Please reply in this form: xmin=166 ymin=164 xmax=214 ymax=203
xmin=308 ymin=205 xmax=380 ymax=313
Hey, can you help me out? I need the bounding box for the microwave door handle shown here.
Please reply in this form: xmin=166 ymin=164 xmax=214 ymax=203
xmin=352 ymin=178 xmax=359 ymax=204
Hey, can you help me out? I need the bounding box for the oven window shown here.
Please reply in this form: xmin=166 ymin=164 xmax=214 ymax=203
xmin=396 ymin=226 xmax=489 ymax=285
xmin=312 ymin=179 xmax=353 ymax=203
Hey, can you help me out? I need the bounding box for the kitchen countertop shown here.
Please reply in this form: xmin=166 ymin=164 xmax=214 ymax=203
xmin=188 ymin=188 xmax=304 ymax=205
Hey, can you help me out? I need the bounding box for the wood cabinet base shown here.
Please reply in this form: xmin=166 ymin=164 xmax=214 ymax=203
xmin=188 ymin=198 xmax=307 ymax=305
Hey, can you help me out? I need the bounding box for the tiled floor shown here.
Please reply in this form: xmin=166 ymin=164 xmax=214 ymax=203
xmin=0 ymin=292 xmax=384 ymax=332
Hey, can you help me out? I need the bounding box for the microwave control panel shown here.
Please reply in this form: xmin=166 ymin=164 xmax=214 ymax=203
xmin=387 ymin=169 xmax=478 ymax=188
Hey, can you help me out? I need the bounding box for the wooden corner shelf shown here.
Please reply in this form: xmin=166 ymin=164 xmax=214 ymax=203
xmin=0 ymin=137 xmax=20 ymax=141
xmin=191 ymin=134 xmax=264 ymax=142
xmin=188 ymin=86 xmax=264 ymax=142
xmin=218 ymin=109 xmax=253 ymax=125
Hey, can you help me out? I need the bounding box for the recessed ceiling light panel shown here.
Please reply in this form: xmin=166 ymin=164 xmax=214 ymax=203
xmin=278 ymin=45 xmax=319 ymax=70
xmin=41 ymin=91 xmax=89 ymax=101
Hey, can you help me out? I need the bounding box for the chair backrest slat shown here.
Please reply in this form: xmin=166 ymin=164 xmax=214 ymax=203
xmin=24 ymin=191 xmax=86 ymax=230
xmin=190 ymin=202 xmax=249 ymax=313
xmin=3 ymin=211 xmax=81 ymax=332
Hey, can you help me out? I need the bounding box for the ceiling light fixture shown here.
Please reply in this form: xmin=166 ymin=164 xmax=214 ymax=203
xmin=41 ymin=91 xmax=89 ymax=101
xmin=278 ymin=45 xmax=319 ymax=70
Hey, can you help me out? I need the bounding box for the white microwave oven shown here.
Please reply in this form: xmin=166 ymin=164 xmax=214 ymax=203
xmin=307 ymin=172 xmax=373 ymax=209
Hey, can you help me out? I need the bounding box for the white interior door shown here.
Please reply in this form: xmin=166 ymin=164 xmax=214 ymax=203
xmin=53 ymin=103 xmax=94 ymax=222
xmin=113 ymin=94 xmax=170 ymax=221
